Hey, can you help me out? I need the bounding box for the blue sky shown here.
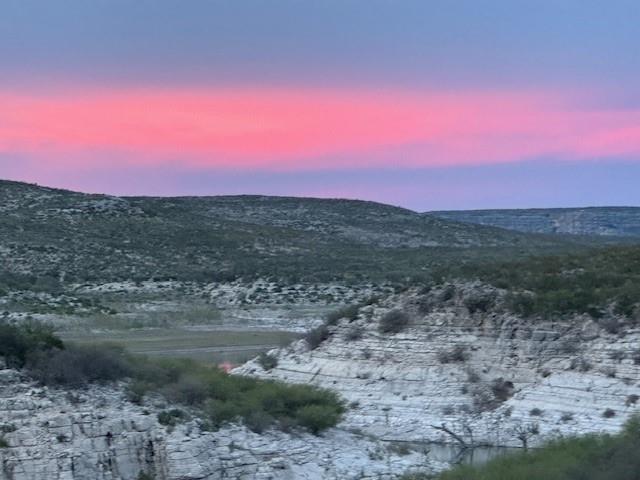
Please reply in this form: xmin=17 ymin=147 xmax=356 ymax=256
xmin=1 ymin=0 xmax=639 ymax=209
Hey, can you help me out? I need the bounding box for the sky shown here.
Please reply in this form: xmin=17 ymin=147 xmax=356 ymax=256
xmin=1 ymin=0 xmax=639 ymax=210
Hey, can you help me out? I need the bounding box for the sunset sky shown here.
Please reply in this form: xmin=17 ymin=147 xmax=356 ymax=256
xmin=1 ymin=0 xmax=639 ymax=210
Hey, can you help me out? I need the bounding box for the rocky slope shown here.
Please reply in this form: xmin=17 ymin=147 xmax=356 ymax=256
xmin=430 ymin=207 xmax=640 ymax=237
xmin=238 ymin=284 xmax=640 ymax=448
xmin=0 ymin=179 xmax=588 ymax=286
xmin=0 ymin=363 xmax=434 ymax=480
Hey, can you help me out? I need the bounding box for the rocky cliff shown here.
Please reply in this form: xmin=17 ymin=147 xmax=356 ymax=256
xmin=430 ymin=207 xmax=640 ymax=237
xmin=0 ymin=365 xmax=430 ymax=480
xmin=238 ymin=284 xmax=640 ymax=448
xmin=3 ymin=283 xmax=640 ymax=479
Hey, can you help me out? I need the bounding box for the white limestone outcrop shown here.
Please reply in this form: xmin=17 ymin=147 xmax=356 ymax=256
xmin=0 ymin=366 xmax=431 ymax=480
xmin=237 ymin=284 xmax=640 ymax=448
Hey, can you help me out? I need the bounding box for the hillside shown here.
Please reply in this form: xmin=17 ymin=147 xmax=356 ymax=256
xmin=430 ymin=207 xmax=640 ymax=237
xmin=0 ymin=180 xmax=584 ymax=286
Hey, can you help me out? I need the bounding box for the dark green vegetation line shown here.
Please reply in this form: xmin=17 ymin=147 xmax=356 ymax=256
xmin=446 ymin=245 xmax=640 ymax=318
xmin=0 ymin=322 xmax=345 ymax=435
xmin=403 ymin=416 xmax=640 ymax=480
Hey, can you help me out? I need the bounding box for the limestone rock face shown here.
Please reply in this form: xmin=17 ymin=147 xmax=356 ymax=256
xmin=0 ymin=368 xmax=429 ymax=480
xmin=237 ymin=284 xmax=640 ymax=448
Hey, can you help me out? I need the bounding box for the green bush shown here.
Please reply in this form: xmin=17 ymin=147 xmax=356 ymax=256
xmin=27 ymin=344 xmax=131 ymax=388
xmin=257 ymin=352 xmax=279 ymax=371
xmin=378 ymin=310 xmax=410 ymax=334
xmin=305 ymin=324 xmax=330 ymax=350
xmin=295 ymin=404 xmax=343 ymax=434
xmin=157 ymin=409 xmax=186 ymax=426
xmin=325 ymin=304 xmax=360 ymax=325
xmin=437 ymin=345 xmax=469 ymax=364
xmin=0 ymin=321 xmax=63 ymax=368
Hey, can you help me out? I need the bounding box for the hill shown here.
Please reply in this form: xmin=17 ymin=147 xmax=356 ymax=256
xmin=0 ymin=180 xmax=586 ymax=286
xmin=430 ymin=207 xmax=640 ymax=237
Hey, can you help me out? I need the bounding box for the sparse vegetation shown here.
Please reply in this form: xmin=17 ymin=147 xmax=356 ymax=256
xmin=345 ymin=325 xmax=364 ymax=341
xmin=158 ymin=409 xmax=187 ymax=427
xmin=304 ymin=324 xmax=330 ymax=350
xmin=463 ymin=292 xmax=495 ymax=314
xmin=560 ymin=412 xmax=574 ymax=422
xmin=451 ymin=246 xmax=640 ymax=319
xmin=0 ymin=323 xmax=345 ymax=435
xmin=378 ymin=310 xmax=410 ymax=334
xmin=490 ymin=378 xmax=515 ymax=403
xmin=326 ymin=305 xmax=360 ymax=325
xmin=437 ymin=345 xmax=469 ymax=364
xmin=257 ymin=352 xmax=279 ymax=371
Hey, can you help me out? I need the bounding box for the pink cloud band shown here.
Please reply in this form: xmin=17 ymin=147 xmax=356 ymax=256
xmin=1 ymin=87 xmax=639 ymax=169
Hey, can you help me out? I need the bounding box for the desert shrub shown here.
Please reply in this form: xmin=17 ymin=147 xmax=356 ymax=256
xmin=529 ymin=408 xmax=544 ymax=416
xmin=304 ymin=324 xmax=330 ymax=350
xmin=603 ymin=408 xmax=616 ymax=418
xmin=439 ymin=284 xmax=456 ymax=302
xmin=243 ymin=410 xmax=274 ymax=434
xmin=627 ymin=395 xmax=640 ymax=406
xmin=0 ymin=437 xmax=8 ymax=448
xmin=126 ymin=380 xmax=151 ymax=404
xmin=345 ymin=325 xmax=364 ymax=341
xmin=257 ymin=352 xmax=279 ymax=371
xmin=325 ymin=304 xmax=360 ymax=325
xmin=506 ymin=293 xmax=536 ymax=317
xmin=0 ymin=424 xmax=16 ymax=434
xmin=560 ymin=412 xmax=574 ymax=422
xmin=570 ymin=357 xmax=592 ymax=372
xmin=378 ymin=310 xmax=409 ymax=334
xmin=491 ymin=378 xmax=514 ymax=402
xmin=415 ymin=294 xmax=433 ymax=314
xmin=157 ymin=409 xmax=186 ymax=426
xmin=437 ymin=345 xmax=469 ymax=364
xmin=464 ymin=293 xmax=495 ymax=314
xmin=599 ymin=317 xmax=622 ymax=335
xmin=160 ymin=374 xmax=210 ymax=405
xmin=27 ymin=344 xmax=131 ymax=387
xmin=466 ymin=369 xmax=481 ymax=383
xmin=294 ymin=404 xmax=343 ymax=434
xmin=0 ymin=321 xmax=63 ymax=368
